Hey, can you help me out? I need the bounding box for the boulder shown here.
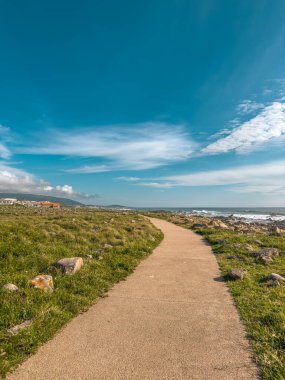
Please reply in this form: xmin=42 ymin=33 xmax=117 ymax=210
xmin=253 ymin=248 xmax=279 ymax=258
xmin=3 ymin=283 xmax=19 ymax=292
xmin=7 ymin=319 xmax=33 ymax=336
xmin=229 ymin=268 xmax=246 ymax=280
xmin=260 ymin=256 xmax=273 ymax=265
xmin=192 ymin=223 xmax=207 ymax=229
xmin=30 ymin=275 xmax=54 ymax=292
xmin=268 ymin=273 xmax=285 ymax=282
xmin=55 ymin=257 xmax=83 ymax=275
xmin=269 ymin=226 xmax=283 ymax=236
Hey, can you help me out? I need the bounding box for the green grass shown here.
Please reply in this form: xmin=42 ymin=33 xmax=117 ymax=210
xmin=0 ymin=206 xmax=162 ymax=377
xmin=144 ymin=211 xmax=285 ymax=380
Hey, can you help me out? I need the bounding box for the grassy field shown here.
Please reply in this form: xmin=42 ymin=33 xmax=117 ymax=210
xmin=0 ymin=206 xmax=162 ymax=377
xmin=144 ymin=211 xmax=285 ymax=380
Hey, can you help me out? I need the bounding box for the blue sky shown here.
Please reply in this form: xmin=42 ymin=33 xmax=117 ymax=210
xmin=0 ymin=0 xmax=285 ymax=206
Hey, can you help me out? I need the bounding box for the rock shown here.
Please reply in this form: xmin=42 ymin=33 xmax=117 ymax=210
xmin=103 ymin=244 xmax=113 ymax=250
xmin=98 ymin=256 xmax=104 ymax=260
xmin=254 ymin=240 xmax=263 ymax=245
xmin=229 ymin=268 xmax=246 ymax=280
xmin=31 ymin=275 xmax=54 ymax=292
xmin=0 ymin=349 xmax=7 ymax=357
xmin=7 ymin=319 xmax=33 ymax=336
xmin=268 ymin=273 xmax=285 ymax=282
xmin=253 ymin=248 xmax=279 ymax=258
xmin=55 ymin=257 xmax=83 ymax=275
xmin=269 ymin=226 xmax=283 ymax=236
xmin=260 ymin=256 xmax=273 ymax=265
xmin=217 ymin=221 xmax=230 ymax=230
xmin=131 ymin=220 xmax=136 ymax=223
xmin=193 ymin=223 xmax=207 ymax=228
xmin=86 ymin=254 xmax=93 ymax=259
xmin=244 ymin=244 xmax=254 ymax=252
xmin=3 ymin=283 xmax=19 ymax=292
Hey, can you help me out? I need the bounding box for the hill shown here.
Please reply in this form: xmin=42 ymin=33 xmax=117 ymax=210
xmin=0 ymin=193 xmax=84 ymax=207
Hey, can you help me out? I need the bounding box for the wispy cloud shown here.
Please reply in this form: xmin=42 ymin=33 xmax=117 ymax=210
xmin=116 ymin=176 xmax=140 ymax=182
xmin=202 ymin=102 xmax=285 ymax=154
xmin=236 ymin=99 xmax=264 ymax=115
xmin=0 ymin=124 xmax=12 ymax=159
xmin=18 ymin=122 xmax=195 ymax=172
xmin=134 ymin=160 xmax=285 ymax=195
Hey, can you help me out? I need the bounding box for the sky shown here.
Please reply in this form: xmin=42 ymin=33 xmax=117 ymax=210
xmin=0 ymin=0 xmax=285 ymax=207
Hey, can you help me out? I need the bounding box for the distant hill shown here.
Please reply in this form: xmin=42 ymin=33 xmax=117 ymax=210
xmin=0 ymin=193 xmax=84 ymax=207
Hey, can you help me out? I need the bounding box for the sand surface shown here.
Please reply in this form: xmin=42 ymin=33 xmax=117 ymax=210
xmin=8 ymin=217 xmax=259 ymax=379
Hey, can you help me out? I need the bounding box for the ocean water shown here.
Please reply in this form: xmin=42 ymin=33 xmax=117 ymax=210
xmin=143 ymin=207 xmax=285 ymax=223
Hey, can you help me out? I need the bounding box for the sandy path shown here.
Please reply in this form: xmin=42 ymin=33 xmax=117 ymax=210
xmin=8 ymin=217 xmax=259 ymax=380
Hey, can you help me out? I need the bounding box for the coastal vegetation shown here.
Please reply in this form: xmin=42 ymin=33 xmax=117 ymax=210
xmin=0 ymin=206 xmax=162 ymax=377
xmin=144 ymin=211 xmax=285 ymax=380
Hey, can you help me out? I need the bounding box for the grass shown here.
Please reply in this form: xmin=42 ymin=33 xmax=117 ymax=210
xmin=143 ymin=211 xmax=285 ymax=380
xmin=0 ymin=206 xmax=162 ymax=377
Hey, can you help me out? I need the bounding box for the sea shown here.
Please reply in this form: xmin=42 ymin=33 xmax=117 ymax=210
xmin=141 ymin=207 xmax=285 ymax=223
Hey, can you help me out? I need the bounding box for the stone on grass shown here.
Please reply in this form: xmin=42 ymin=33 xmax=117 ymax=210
xmin=30 ymin=275 xmax=54 ymax=292
xmin=260 ymin=256 xmax=273 ymax=265
xmin=7 ymin=319 xmax=33 ymax=336
xmin=229 ymin=268 xmax=246 ymax=280
xmin=244 ymin=244 xmax=254 ymax=252
xmin=103 ymin=244 xmax=113 ymax=250
xmin=55 ymin=257 xmax=83 ymax=275
xmin=86 ymin=254 xmax=93 ymax=259
xmin=3 ymin=283 xmax=18 ymax=292
xmin=269 ymin=226 xmax=283 ymax=236
xmin=253 ymin=248 xmax=279 ymax=258
xmin=268 ymin=273 xmax=285 ymax=282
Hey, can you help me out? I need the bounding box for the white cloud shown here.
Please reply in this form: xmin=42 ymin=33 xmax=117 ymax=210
xmin=135 ymin=161 xmax=285 ymax=195
xmin=236 ymin=100 xmax=264 ymax=115
xmin=0 ymin=163 xmax=94 ymax=199
xmin=19 ymin=123 xmax=195 ymax=171
xmin=202 ymin=102 xmax=285 ymax=154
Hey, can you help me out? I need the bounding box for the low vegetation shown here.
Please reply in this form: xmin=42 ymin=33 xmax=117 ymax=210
xmin=144 ymin=211 xmax=285 ymax=380
xmin=0 ymin=206 xmax=162 ymax=377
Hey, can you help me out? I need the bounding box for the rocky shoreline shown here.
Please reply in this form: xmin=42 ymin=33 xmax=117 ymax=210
xmin=167 ymin=212 xmax=285 ymax=235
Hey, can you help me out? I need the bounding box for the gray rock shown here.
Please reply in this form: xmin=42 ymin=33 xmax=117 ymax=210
xmin=55 ymin=257 xmax=84 ymax=275
xmin=268 ymin=273 xmax=285 ymax=282
xmin=3 ymin=283 xmax=19 ymax=292
xmin=244 ymin=244 xmax=254 ymax=252
xmin=260 ymin=255 xmax=273 ymax=265
xmin=103 ymin=244 xmax=113 ymax=250
xmin=229 ymin=268 xmax=246 ymax=280
xmin=7 ymin=319 xmax=33 ymax=336
xmin=86 ymin=254 xmax=93 ymax=259
xmin=253 ymin=247 xmax=279 ymax=258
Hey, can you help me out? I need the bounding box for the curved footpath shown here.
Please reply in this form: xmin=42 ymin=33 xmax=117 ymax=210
xmin=8 ymin=218 xmax=259 ymax=380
